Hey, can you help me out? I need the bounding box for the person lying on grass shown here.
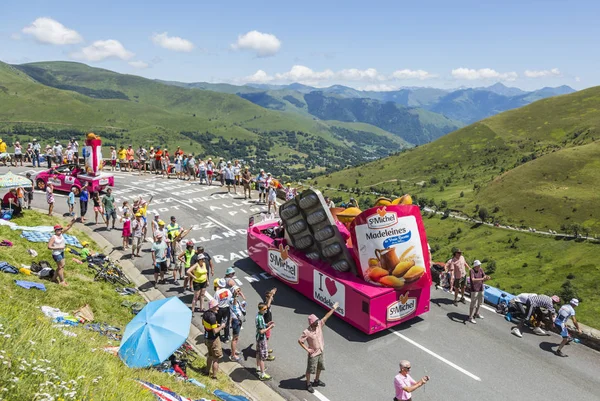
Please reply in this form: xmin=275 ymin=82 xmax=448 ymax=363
xmin=48 ymin=219 xmax=76 ymax=286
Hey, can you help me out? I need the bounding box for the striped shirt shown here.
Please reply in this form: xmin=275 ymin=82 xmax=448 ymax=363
xmin=526 ymin=295 xmax=555 ymax=319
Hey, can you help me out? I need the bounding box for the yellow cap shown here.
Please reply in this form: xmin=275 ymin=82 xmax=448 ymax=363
xmin=158 ymin=220 xmax=165 ymax=225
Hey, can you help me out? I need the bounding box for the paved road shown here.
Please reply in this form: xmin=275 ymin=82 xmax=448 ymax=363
xmin=10 ymin=165 xmax=600 ymax=401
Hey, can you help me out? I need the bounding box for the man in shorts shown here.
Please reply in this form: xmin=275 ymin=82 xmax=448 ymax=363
xmin=126 ymin=145 xmax=135 ymax=171
xmin=256 ymin=302 xmax=275 ymax=381
xmin=131 ymin=212 xmax=146 ymax=257
xmin=102 ymin=188 xmax=117 ymax=231
xmin=151 ymin=232 xmax=169 ymax=288
xmin=203 ymin=299 xmax=225 ymax=379
xmin=445 ymin=248 xmax=470 ymax=305
xmin=223 ymin=161 xmax=236 ymax=193
xmin=554 ymin=298 xmax=582 ymax=357
xmin=298 ymin=301 xmax=339 ymax=393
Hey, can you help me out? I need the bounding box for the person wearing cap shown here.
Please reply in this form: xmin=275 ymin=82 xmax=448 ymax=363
xmin=170 ymin=227 xmax=191 ymax=283
xmin=284 ymin=182 xmax=297 ymax=201
xmin=131 ymin=212 xmax=146 ymax=257
xmin=51 ymin=140 xmax=63 ymax=165
xmin=180 ymin=241 xmax=197 ymax=292
xmin=394 ymin=360 xmax=429 ymax=401
xmin=117 ymin=146 xmax=127 ymax=171
xmin=2 ymin=189 xmax=21 ymax=216
xmin=511 ymin=294 xmax=558 ymax=338
xmin=241 ymin=166 xmax=252 ymax=200
xmin=102 ymin=188 xmax=117 ymax=231
xmin=233 ymin=160 xmax=242 ymax=186
xmin=167 ymin=216 xmax=181 ymax=261
xmin=137 ymin=145 xmax=148 ymax=175
xmin=151 ymin=232 xmax=169 ymax=288
xmin=256 ymin=170 xmax=267 ymax=203
xmin=223 ymin=161 xmax=236 ymax=193
xmin=206 ymin=157 xmax=214 ymax=185
xmin=46 ymin=183 xmax=55 ymax=216
xmin=69 ymin=138 xmax=79 ymax=165
xmin=65 ymin=144 xmax=74 ymax=164
xmin=267 ymin=174 xmax=278 ymax=214
xmin=109 ymin=146 xmax=117 ymax=171
xmin=256 ymin=302 xmax=275 ymax=380
xmin=445 ymin=248 xmax=470 ymax=306
xmin=229 ymin=286 xmax=246 ymax=362
xmin=224 ymin=267 xmax=246 ymax=300
xmin=263 ymin=288 xmax=277 ymax=351
xmin=214 ymin=279 xmax=233 ymax=342
xmin=47 ymin=219 xmax=75 ymax=286
xmin=44 ymin=144 xmax=53 ymax=168
xmin=467 ymin=260 xmax=490 ymax=324
xmin=554 ymin=298 xmax=582 ymax=357
xmin=78 ymin=183 xmax=89 ymax=222
xmin=298 ymin=301 xmax=339 ymax=393
xmin=13 ymin=141 xmax=23 ymax=167
xmin=195 ymin=245 xmax=214 ymax=277
xmin=202 ymin=299 xmax=225 ymax=380
xmin=186 ymin=255 xmax=209 ymax=312
xmin=347 ymin=197 xmax=359 ymax=208
xmin=32 ymin=139 xmax=41 ymax=167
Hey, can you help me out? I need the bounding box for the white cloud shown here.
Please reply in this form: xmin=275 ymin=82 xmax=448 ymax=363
xmin=337 ymin=68 xmax=384 ymax=81
xmin=451 ymin=67 xmax=518 ymax=81
xmin=275 ymin=65 xmax=334 ymax=84
xmin=524 ymin=68 xmax=561 ymax=78
xmin=22 ymin=17 xmax=83 ymax=45
xmin=391 ymin=69 xmax=437 ymax=80
xmin=71 ymin=40 xmax=134 ymax=62
xmin=575 ymin=76 xmax=581 ymax=82
xmin=128 ymin=60 xmax=149 ymax=69
xmin=243 ymin=70 xmax=274 ymax=83
xmin=151 ymin=32 xmax=194 ymax=52
xmin=360 ymin=84 xmax=400 ymax=92
xmin=231 ymin=30 xmax=281 ymax=57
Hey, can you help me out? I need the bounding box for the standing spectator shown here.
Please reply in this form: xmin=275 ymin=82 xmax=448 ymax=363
xmin=126 ymin=145 xmax=135 ymax=171
xmin=71 ymin=138 xmax=79 ymax=165
xmin=137 ymin=145 xmax=147 ymax=175
xmin=171 ymin=229 xmax=190 ymax=282
xmin=198 ymin=158 xmax=207 ymax=184
xmin=32 ymin=139 xmax=41 ymax=167
xmin=256 ymin=169 xmax=267 ymax=204
xmin=151 ymin=213 xmax=161 ymax=238
xmin=555 ymin=299 xmax=582 ymax=357
xmin=47 ymin=220 xmax=75 ymax=287
xmin=467 ymin=260 xmax=490 ymax=324
xmin=394 ymin=360 xmax=429 ymax=401
xmin=67 ymin=187 xmax=76 ymax=217
xmin=13 ymin=141 xmax=23 ymax=166
xmin=214 ymin=279 xmax=233 ymax=342
xmin=233 ymin=160 xmax=242 ymax=186
xmin=196 ymin=246 xmax=215 ymax=279
xmin=151 ymin=233 xmax=169 ymax=288
xmin=167 ymin=216 xmax=181 ymax=262
xmin=511 ymin=294 xmax=558 ymax=338
xmin=91 ymin=191 xmax=103 ymax=224
xmin=110 ymin=146 xmax=117 ymax=171
xmin=324 ymin=196 xmax=335 ymax=209
xmin=256 ymin=303 xmax=275 ymax=381
xmin=175 ymin=153 xmax=184 ymax=180
xmin=45 ymin=145 xmax=53 ymax=168
xmin=131 ymin=212 xmax=146 ymax=257
xmin=121 ymin=211 xmax=132 ymax=250
xmin=263 ymin=288 xmax=277 ymax=354
xmin=118 ymin=146 xmax=127 ymax=171
xmin=223 ymin=161 xmax=236 ymax=193
xmin=217 ymin=158 xmax=226 ymax=186
xmin=154 ymin=147 xmax=163 ymax=175
xmin=26 ymin=142 xmax=33 ymax=164
xmin=66 ymin=145 xmax=74 ymax=164
xmin=52 ymin=141 xmax=63 ymax=165
xmin=162 ymin=148 xmax=170 ymax=176
xmin=224 ymin=267 xmax=245 ymax=300
xmin=229 ymin=288 xmax=245 ymax=362
xmin=242 ymin=167 xmax=252 ymax=200
xmin=186 ymin=257 xmax=208 ymax=312
xmin=187 ymin=154 xmax=197 ymax=181
xmin=179 ymin=241 xmax=196 ymax=292
xmin=24 ymin=173 xmax=34 ymax=209
xmin=102 ymin=188 xmax=117 ymax=231
xmin=445 ymin=248 xmax=470 ymax=306
xmin=267 ymin=176 xmax=277 ymax=215
xmin=298 ymin=302 xmax=339 ymax=393
xmin=284 ymin=183 xmax=297 ymax=201
xmin=206 ymin=158 xmax=214 ymax=185
xmin=79 ymin=184 xmax=89 ymax=222
xmin=202 ymin=299 xmax=224 ymax=380
xmin=46 ymin=183 xmax=55 ymax=216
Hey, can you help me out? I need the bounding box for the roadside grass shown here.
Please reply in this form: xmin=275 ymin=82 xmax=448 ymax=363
xmin=424 ymin=214 xmax=600 ymax=328
xmin=0 ymin=212 xmax=238 ymax=400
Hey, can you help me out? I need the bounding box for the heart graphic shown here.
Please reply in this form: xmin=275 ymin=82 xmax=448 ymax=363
xmin=325 ymin=278 xmax=338 ymax=296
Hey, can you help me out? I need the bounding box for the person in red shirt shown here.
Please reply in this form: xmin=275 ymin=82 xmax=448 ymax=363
xmin=126 ymin=145 xmax=135 ymax=172
xmin=155 ymin=147 xmax=163 ymax=175
xmin=162 ymin=149 xmax=170 ymax=176
xmin=2 ymin=189 xmax=22 ymax=216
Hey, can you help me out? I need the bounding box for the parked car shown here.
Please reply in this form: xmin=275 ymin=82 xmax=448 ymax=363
xmin=35 ymin=164 xmax=114 ymax=194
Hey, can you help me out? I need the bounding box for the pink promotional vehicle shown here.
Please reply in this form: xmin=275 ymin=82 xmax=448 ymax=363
xmin=248 ymin=190 xmax=431 ymax=335
xmin=35 ymin=134 xmax=114 ymax=195
xmin=35 ymin=164 xmax=114 ymax=194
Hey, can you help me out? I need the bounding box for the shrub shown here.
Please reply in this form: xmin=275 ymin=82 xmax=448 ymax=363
xmin=522 ymin=263 xmax=528 ymax=267
xmin=486 ymin=260 xmax=497 ymax=274
xmin=460 ymin=191 xmax=464 ymax=198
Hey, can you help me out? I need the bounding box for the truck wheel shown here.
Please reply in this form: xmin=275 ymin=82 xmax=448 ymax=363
xmin=36 ymin=179 xmax=46 ymax=191
xmin=71 ymin=186 xmax=81 ymax=196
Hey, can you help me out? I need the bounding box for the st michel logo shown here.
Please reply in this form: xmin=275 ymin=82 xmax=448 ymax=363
xmin=268 ymin=244 xmax=299 ymax=284
xmin=367 ymin=207 xmax=398 ymax=229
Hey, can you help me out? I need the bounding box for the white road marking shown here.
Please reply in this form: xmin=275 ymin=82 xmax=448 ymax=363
xmin=206 ymin=216 xmax=235 ymax=232
xmin=388 ymin=329 xmax=482 ymax=382
xmin=313 ymin=390 xmax=331 ymax=401
xmin=446 ymin=290 xmax=496 ymax=313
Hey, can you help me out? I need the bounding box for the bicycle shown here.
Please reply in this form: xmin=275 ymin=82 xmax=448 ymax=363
xmin=88 ymin=258 xmax=131 ymax=286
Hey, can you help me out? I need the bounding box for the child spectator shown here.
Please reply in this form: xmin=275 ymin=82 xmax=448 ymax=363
xmin=67 ymin=188 xmax=76 ymax=217
xmin=263 ymin=288 xmax=277 ymax=356
xmin=256 ymin=302 xmax=275 ymax=381
xmin=230 ymin=287 xmax=246 ymax=362
xmin=121 ymin=211 xmax=132 ymax=250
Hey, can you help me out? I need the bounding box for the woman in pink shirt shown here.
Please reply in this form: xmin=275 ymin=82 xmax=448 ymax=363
xmin=394 ymin=360 xmax=429 ymax=401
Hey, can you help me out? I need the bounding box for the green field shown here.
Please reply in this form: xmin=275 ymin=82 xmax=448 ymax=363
xmin=424 ymin=215 xmax=600 ymax=328
xmin=316 ymin=86 xmax=600 ymax=233
xmin=0 ymin=212 xmax=238 ymax=400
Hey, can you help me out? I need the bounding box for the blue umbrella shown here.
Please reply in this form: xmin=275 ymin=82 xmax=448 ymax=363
xmin=118 ymin=297 xmax=192 ymax=368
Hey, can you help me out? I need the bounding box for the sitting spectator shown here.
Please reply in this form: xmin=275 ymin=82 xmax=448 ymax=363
xmin=2 ymin=188 xmax=22 ymax=216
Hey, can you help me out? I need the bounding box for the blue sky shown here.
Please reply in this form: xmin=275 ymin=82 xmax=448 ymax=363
xmin=1 ymin=0 xmax=598 ymax=91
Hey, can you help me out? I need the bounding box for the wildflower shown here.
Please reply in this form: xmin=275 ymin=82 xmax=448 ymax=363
xmin=3 ymin=334 xmax=10 ymax=338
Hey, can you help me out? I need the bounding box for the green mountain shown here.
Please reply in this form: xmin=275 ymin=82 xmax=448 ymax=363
xmin=315 ymin=86 xmax=600 ymax=233
xmin=1 ymin=61 xmax=409 ymax=179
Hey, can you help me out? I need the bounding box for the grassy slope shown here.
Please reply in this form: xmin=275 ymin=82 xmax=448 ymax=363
xmin=423 ymin=215 xmax=600 ymax=328
xmin=316 ymin=86 xmax=600 ymax=231
xmin=0 ymin=212 xmax=237 ymax=400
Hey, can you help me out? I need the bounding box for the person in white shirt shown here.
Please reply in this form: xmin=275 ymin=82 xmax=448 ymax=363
xmin=13 ymin=141 xmax=23 ymax=167
xmin=32 ymin=139 xmax=41 ymax=167
xmin=198 ymin=159 xmax=207 ymax=184
xmin=214 ymin=279 xmax=233 ymax=342
xmin=70 ymin=138 xmax=79 ymax=165
xmin=66 ymin=145 xmax=74 ymax=164
xmin=223 ymin=161 xmax=236 ymax=193
xmin=267 ymin=174 xmax=277 ymax=214
xmin=233 ymin=160 xmax=242 ymax=186
xmin=52 ymin=141 xmax=63 ymax=165
xmin=554 ymin=298 xmax=582 ymax=357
